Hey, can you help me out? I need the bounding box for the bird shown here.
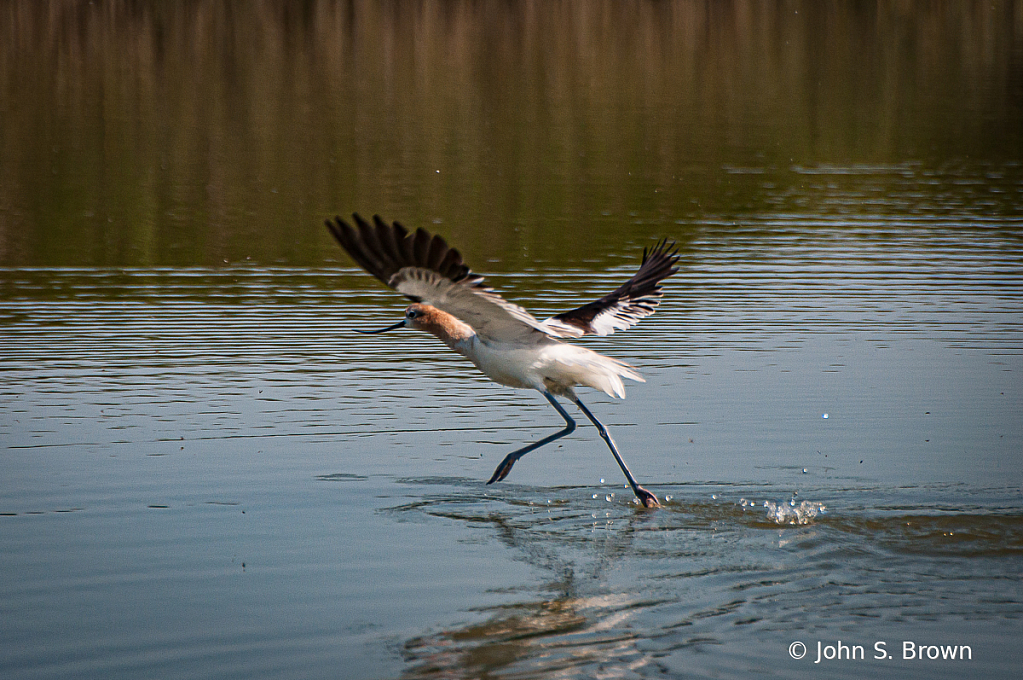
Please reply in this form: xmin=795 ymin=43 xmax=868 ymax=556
xmin=326 ymin=213 xmax=680 ymax=508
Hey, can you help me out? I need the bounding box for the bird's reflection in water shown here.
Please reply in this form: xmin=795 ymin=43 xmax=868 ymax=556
xmin=392 ymin=494 xmax=662 ymax=679
xmin=402 ymin=595 xmax=648 ymax=679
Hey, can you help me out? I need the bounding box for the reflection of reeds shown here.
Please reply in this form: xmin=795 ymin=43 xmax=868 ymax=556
xmin=1 ymin=1 xmax=1020 ymax=265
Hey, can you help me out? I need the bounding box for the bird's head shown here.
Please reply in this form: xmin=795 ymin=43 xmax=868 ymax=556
xmin=355 ymin=303 xmax=472 ymax=344
xmin=354 ymin=303 xmax=427 ymax=335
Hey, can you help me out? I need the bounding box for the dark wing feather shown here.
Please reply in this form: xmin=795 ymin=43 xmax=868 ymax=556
xmin=326 ymin=213 xmax=485 ymax=301
xmin=327 ymin=213 xmax=679 ymax=341
xmin=541 ymin=239 xmax=681 ymax=338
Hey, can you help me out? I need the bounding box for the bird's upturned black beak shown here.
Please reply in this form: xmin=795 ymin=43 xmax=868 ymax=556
xmin=354 ymin=320 xmax=406 ymax=334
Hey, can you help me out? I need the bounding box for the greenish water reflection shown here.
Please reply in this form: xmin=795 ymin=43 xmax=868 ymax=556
xmin=1 ymin=0 xmax=1021 ymax=267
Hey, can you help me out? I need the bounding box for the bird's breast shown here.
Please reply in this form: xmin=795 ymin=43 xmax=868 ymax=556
xmin=459 ymin=337 xmax=556 ymax=391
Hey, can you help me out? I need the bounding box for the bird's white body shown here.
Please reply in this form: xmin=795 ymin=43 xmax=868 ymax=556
xmin=453 ymin=333 xmax=643 ymax=399
xmin=400 ymin=301 xmax=642 ymax=399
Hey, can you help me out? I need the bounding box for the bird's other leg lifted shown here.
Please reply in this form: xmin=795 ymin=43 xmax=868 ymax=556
xmin=567 ymin=395 xmax=661 ymax=508
xmin=487 ymin=391 xmax=575 ymax=484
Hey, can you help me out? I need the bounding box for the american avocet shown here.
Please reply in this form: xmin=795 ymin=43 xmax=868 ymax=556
xmin=327 ymin=214 xmax=680 ymax=508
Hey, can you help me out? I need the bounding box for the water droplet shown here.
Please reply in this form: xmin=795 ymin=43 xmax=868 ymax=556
xmin=711 ymin=494 xmax=717 ymax=500
xmin=605 ymin=495 xmax=612 ymax=502
xmin=664 ymin=495 xmax=672 ymax=502
xmin=592 ymin=494 xmax=598 ymax=499
xmin=599 ymin=478 xmax=605 ymax=484
xmin=822 ymin=413 xmax=829 ymax=419
xmin=802 ymin=468 xmax=808 ymax=473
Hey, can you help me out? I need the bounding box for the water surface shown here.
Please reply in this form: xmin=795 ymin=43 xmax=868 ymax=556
xmin=2 ymin=2 xmax=1022 ymax=678
xmin=4 ymin=212 xmax=1021 ymax=678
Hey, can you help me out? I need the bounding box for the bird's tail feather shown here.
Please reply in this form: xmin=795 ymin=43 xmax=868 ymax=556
xmin=554 ymin=350 xmax=644 ymax=399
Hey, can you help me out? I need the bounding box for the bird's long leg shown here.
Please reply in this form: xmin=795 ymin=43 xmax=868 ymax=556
xmin=566 ymin=395 xmax=661 ymax=508
xmin=487 ymin=391 xmax=576 ymax=484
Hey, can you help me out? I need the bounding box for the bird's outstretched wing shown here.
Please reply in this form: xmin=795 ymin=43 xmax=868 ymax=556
xmin=326 ymin=214 xmax=551 ymax=342
xmin=540 ymin=239 xmax=681 ymax=338
xmin=326 ymin=214 xmax=679 ymax=342
xmin=326 ymin=213 xmax=484 ymax=292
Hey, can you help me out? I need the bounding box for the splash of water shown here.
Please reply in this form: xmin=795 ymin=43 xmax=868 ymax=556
xmin=762 ymin=499 xmax=826 ymax=525
xmin=740 ymin=497 xmax=826 ymax=525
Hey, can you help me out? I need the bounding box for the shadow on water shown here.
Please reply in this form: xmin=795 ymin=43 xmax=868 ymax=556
xmin=383 ymin=480 xmax=1023 ymax=679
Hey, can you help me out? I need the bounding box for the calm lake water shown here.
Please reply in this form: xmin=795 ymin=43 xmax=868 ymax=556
xmin=2 ymin=2 xmax=1022 ymax=679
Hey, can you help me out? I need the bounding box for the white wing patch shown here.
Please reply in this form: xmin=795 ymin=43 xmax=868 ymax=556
xmin=541 ymin=302 xmax=653 ymax=338
xmin=538 ymin=317 xmax=586 ymax=338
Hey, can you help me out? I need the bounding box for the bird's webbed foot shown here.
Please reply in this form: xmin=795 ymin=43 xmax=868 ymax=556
xmin=634 ymin=485 xmax=661 ymax=509
xmin=487 ymin=454 xmax=519 ymax=484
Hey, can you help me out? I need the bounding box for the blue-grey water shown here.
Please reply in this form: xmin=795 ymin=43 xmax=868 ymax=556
xmin=3 ymin=207 xmax=1022 ymax=679
xmin=3 ymin=2 xmax=1023 ymax=678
